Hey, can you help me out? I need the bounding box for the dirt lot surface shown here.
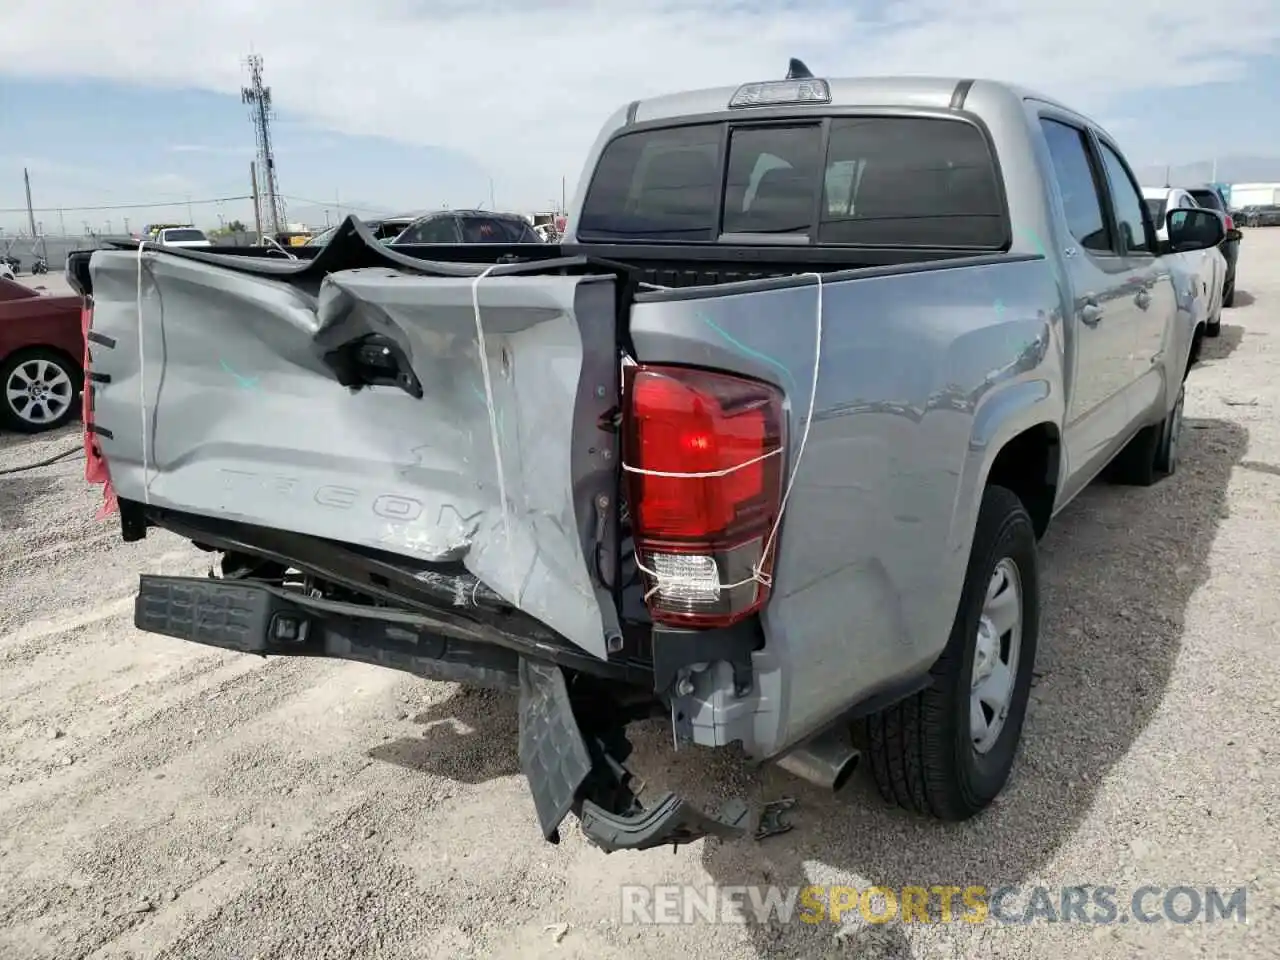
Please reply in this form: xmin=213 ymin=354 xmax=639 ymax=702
xmin=2 ymin=238 xmax=1278 ymax=959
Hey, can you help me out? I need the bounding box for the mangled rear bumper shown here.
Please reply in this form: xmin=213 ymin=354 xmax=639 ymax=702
xmin=134 ymin=573 xmax=748 ymax=852
xmin=518 ymin=659 xmax=749 ymax=852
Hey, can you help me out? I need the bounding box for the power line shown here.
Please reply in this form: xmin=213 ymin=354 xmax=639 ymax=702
xmin=279 ymin=194 xmax=388 ymax=216
xmin=0 ymin=195 xmax=252 ymax=214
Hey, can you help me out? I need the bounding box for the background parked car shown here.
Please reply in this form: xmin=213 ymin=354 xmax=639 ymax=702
xmin=0 ymin=277 xmax=83 ymax=432
xmin=0 ymin=262 xmax=14 ymax=282
xmin=1241 ymin=205 xmax=1280 ymax=227
xmin=1142 ymin=187 xmax=1199 ymax=242
xmin=1186 ymin=184 xmax=1241 ymax=307
xmin=155 ymin=227 xmax=213 ymax=249
xmin=305 ymin=212 xmax=437 ymax=247
xmin=1143 ymin=187 xmax=1227 ymax=335
xmin=391 ymin=210 xmax=543 ymax=244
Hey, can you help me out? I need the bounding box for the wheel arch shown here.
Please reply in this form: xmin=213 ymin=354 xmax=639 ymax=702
xmin=984 ymin=421 xmax=1061 ymax=539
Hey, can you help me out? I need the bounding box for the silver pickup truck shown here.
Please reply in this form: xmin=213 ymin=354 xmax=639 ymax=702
xmin=67 ymin=65 xmax=1225 ymax=852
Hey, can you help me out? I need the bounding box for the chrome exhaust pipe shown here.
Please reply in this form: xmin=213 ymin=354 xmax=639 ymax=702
xmin=775 ymin=728 xmax=861 ymax=792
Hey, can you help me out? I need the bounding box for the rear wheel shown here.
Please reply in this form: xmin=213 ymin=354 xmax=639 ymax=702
xmin=859 ymin=485 xmax=1038 ymax=820
xmin=0 ymin=348 xmax=80 ymax=433
xmin=1107 ymin=383 xmax=1184 ymax=486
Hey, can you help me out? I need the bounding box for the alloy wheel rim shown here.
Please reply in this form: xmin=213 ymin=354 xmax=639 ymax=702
xmin=5 ymin=358 xmax=73 ymax=425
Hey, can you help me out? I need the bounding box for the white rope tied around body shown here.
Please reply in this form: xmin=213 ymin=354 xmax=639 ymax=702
xmin=135 ymin=239 xmax=152 ymax=505
xmin=626 ymin=271 xmax=825 ymax=601
xmin=469 ymin=264 xmax=514 ymax=587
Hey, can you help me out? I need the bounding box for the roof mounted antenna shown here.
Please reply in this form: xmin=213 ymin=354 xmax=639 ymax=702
xmin=787 ymin=58 xmax=814 ymax=80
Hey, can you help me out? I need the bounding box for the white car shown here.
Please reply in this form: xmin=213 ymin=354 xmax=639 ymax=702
xmin=1142 ymin=187 xmax=1199 ymax=242
xmin=155 ymin=227 xmax=213 ymax=249
xmin=0 ymin=262 xmax=14 ymax=281
xmin=1143 ymin=186 xmax=1227 ymax=337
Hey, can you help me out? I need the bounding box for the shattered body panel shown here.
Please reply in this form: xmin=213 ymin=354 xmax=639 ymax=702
xmin=85 ymin=245 xmax=621 ymax=659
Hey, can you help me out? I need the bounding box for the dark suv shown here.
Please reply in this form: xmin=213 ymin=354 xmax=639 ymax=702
xmin=1187 ymin=185 xmax=1241 ymax=307
xmin=391 ymin=210 xmax=543 ymax=244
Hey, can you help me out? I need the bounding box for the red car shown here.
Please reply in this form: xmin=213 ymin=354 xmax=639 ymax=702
xmin=0 ymin=277 xmax=84 ymax=433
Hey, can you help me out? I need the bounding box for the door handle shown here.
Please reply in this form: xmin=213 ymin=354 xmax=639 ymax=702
xmin=1080 ymin=301 xmax=1104 ymax=326
xmin=1135 ymin=289 xmax=1152 ymax=310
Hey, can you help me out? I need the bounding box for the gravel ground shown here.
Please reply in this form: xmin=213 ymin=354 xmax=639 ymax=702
xmin=1 ymin=238 xmax=1278 ymax=960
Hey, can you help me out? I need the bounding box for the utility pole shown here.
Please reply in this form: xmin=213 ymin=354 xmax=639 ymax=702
xmin=106 ymin=219 xmax=113 ymax=235
xmin=123 ymin=217 xmax=130 ymax=236
xmin=250 ymin=161 xmax=263 ymax=242
xmin=23 ymin=168 xmax=37 ymax=239
xmin=1164 ymin=165 xmax=1171 ymax=188
xmin=489 ymin=178 xmax=496 ymax=210
xmin=58 ymin=209 xmax=67 ymax=237
xmin=186 ymin=196 xmax=194 ymax=224
xmin=561 ymin=176 xmax=567 ymax=214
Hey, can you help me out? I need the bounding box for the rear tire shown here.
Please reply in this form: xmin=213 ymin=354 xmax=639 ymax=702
xmin=859 ymin=485 xmax=1038 ymax=820
xmin=1107 ymin=383 xmax=1184 ymax=486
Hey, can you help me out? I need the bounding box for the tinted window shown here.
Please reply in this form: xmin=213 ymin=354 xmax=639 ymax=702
xmin=1145 ymin=199 xmax=1167 ymax=225
xmin=1039 ymin=119 xmax=1110 ymax=253
xmin=722 ymin=125 xmax=823 ymax=236
xmin=578 ymin=124 xmax=722 ymax=240
xmin=162 ymin=229 xmax=207 ymax=242
xmin=457 ymin=216 xmax=539 ymax=243
xmin=1188 ymin=189 xmax=1224 ymax=211
xmin=819 ymin=118 xmax=1005 ymax=247
xmin=1097 ymin=142 xmax=1152 ymax=255
xmin=398 ymin=217 xmax=460 ymax=243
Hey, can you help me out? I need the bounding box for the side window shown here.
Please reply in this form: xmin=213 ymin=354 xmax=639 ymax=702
xmin=1097 ymin=142 xmax=1153 ymax=256
xmin=1038 ymin=118 xmax=1110 ymax=253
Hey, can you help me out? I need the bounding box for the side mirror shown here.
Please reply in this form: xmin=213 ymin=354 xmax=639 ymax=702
xmin=1166 ymin=208 xmax=1225 ymax=253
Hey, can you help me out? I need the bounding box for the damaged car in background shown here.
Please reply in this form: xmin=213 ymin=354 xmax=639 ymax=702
xmin=67 ymin=64 xmax=1223 ymax=851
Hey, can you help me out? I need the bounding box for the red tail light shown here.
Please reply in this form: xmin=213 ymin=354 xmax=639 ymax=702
xmin=622 ymin=364 xmax=786 ymax=628
xmin=1225 ymin=214 xmax=1234 ymax=231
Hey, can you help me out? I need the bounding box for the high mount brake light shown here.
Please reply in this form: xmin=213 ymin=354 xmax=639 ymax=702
xmin=729 ymin=78 xmax=831 ymax=109
xmin=623 ymin=364 xmax=786 ymax=628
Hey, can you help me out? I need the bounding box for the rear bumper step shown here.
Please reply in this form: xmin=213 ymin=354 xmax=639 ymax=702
xmin=136 ymin=574 xmax=521 ymax=689
xmin=135 ymin=574 xmax=749 ymax=852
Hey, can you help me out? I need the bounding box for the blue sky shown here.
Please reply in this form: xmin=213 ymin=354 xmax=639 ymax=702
xmin=2 ymin=1 xmax=1279 ymax=235
xmin=1 ymin=79 xmax=507 ymax=235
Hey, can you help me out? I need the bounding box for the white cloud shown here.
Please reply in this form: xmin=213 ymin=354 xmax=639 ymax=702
xmin=2 ymin=0 xmax=1279 ymax=206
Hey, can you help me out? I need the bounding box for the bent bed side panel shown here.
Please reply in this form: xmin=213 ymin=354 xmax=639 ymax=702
xmin=628 ymin=255 xmax=1060 ymax=755
xmin=86 ymin=251 xmax=620 ymax=660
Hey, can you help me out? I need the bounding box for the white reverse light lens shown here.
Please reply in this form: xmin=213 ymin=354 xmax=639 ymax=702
xmin=649 ymin=553 xmax=721 ymax=604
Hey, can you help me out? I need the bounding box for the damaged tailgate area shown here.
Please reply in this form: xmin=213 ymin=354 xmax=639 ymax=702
xmin=85 ymin=224 xmax=622 ymax=660
xmin=81 ymin=219 xmax=751 ymax=852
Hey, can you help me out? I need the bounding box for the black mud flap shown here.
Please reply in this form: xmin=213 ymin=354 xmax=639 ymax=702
xmin=517 ymin=660 xmax=749 ymax=852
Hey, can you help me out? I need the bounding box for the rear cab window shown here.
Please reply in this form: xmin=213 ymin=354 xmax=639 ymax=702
xmin=161 ymin=229 xmax=207 ymax=242
xmin=576 ymin=115 xmax=1008 ymax=248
